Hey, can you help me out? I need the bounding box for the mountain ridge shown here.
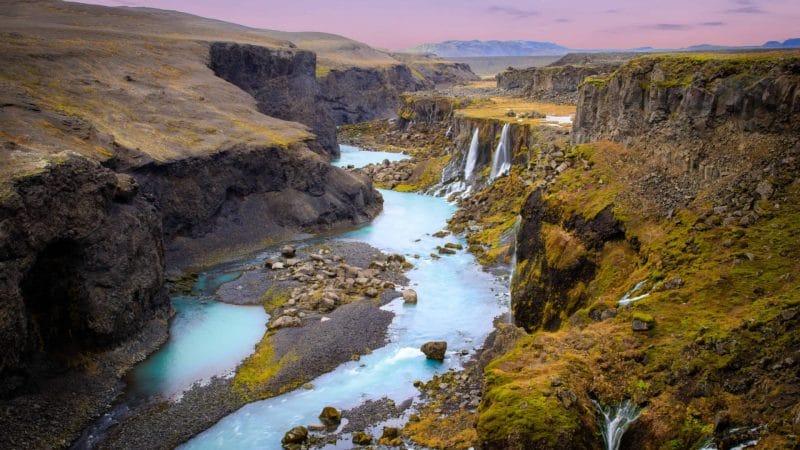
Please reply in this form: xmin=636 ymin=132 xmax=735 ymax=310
xmin=406 ymin=38 xmax=800 ymax=57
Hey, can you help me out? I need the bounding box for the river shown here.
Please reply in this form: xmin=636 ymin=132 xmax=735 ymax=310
xmin=129 ymin=146 xmax=508 ymax=448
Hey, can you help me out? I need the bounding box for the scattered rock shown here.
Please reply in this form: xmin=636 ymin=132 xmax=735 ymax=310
xmin=421 ymin=341 xmax=447 ymax=360
xmin=402 ymin=289 xmax=418 ymax=304
xmin=444 ymin=242 xmax=463 ymax=250
xmin=318 ymin=406 xmax=341 ymax=427
xmin=600 ymin=308 xmax=617 ymax=320
xmin=632 ymin=313 xmax=655 ymax=332
xmin=281 ymin=245 xmax=297 ymax=258
xmin=663 ymin=277 xmax=684 ymax=290
xmin=281 ymin=426 xmax=308 ymax=446
xmin=352 ymin=431 xmax=373 ymax=445
xmin=270 ymin=261 xmax=285 ymax=270
xmin=756 ymin=180 xmax=773 ymax=199
xmin=379 ymin=426 xmax=402 ymax=446
xmin=272 ymin=316 xmax=302 ymax=329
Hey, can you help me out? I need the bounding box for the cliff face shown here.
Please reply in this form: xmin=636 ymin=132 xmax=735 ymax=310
xmin=209 ymin=42 xmax=339 ymax=157
xmin=498 ymin=53 xmax=800 ymax=449
xmin=573 ymin=53 xmax=800 ymax=212
xmin=318 ymin=65 xmax=428 ymax=124
xmin=128 ymin=142 xmax=382 ymax=270
xmin=0 ymin=155 xmax=167 ymax=380
xmin=497 ymin=64 xmax=618 ymax=103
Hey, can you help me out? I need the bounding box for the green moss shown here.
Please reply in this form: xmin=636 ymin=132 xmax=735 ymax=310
xmin=542 ymin=224 xmax=587 ymax=271
xmin=260 ymin=286 xmax=292 ymax=312
xmin=315 ymin=65 xmax=331 ymax=78
xmin=393 ymin=155 xmax=451 ymax=192
xmin=233 ymin=331 xmax=299 ymax=400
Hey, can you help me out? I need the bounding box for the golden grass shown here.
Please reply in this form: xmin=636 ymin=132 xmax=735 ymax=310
xmin=456 ymin=97 xmax=576 ymax=126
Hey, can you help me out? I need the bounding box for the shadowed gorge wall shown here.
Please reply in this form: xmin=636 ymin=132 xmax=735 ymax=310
xmin=208 ymin=42 xmax=339 ymax=157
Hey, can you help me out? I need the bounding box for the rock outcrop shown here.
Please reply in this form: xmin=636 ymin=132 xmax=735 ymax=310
xmin=573 ymin=53 xmax=800 ymax=212
xmin=497 ymin=63 xmax=621 ymax=104
xmin=125 ymin=143 xmax=382 ymax=270
xmin=495 ymin=52 xmax=800 ymax=450
xmin=209 ymin=42 xmax=339 ymax=157
xmin=0 ymin=155 xmax=167 ymax=385
xmin=318 ymin=65 xmax=428 ymax=125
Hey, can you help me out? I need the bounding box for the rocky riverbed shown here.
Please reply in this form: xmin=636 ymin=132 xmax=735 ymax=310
xmin=76 ymin=239 xmax=418 ymax=449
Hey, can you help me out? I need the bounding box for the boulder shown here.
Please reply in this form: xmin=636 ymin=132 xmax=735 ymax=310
xmin=379 ymin=426 xmax=401 ymax=446
xmin=365 ymin=287 xmax=379 ymax=298
xmin=272 ymin=315 xmax=302 ymax=329
xmin=270 ymin=261 xmax=285 ymax=270
xmin=352 ymin=431 xmax=373 ymax=445
xmin=421 ymin=341 xmax=447 ymax=360
xmin=402 ymin=289 xmax=418 ymax=304
xmin=632 ymin=312 xmax=655 ymax=332
xmin=318 ymin=406 xmax=342 ymax=427
xmin=281 ymin=245 xmax=297 ymax=258
xmin=281 ymin=426 xmax=308 ymax=446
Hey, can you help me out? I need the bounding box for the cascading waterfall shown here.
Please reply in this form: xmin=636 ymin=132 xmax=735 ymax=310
xmin=463 ymin=128 xmax=480 ymax=182
xmin=593 ymin=399 xmax=642 ymax=450
xmin=490 ymin=123 xmax=512 ymax=181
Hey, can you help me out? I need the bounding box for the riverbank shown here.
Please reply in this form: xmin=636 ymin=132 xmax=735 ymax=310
xmin=80 ymin=238 xmax=408 ymax=449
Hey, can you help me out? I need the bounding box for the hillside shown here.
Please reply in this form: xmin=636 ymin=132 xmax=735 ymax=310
xmin=0 ymin=1 xmax=389 ymax=447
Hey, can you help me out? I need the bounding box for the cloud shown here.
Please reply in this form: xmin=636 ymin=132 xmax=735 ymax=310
xmin=555 ymin=18 xmax=571 ymax=23
xmin=604 ymin=8 xmax=621 ymax=14
xmin=486 ymin=5 xmax=538 ymax=19
xmin=725 ymin=6 xmax=766 ymax=13
xmin=700 ymin=21 xmax=726 ymax=26
xmin=647 ymin=23 xmax=692 ymax=31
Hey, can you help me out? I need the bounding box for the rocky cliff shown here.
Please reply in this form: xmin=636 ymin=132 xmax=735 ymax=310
xmin=497 ymin=63 xmax=620 ymax=103
xmin=126 ymin=142 xmax=381 ymax=270
xmin=317 ymin=64 xmax=428 ymax=124
xmin=209 ymin=42 xmax=339 ymax=157
xmin=573 ymin=52 xmax=800 ymax=213
xmin=497 ymin=52 xmax=800 ymax=449
xmin=0 ymin=155 xmax=167 ymax=381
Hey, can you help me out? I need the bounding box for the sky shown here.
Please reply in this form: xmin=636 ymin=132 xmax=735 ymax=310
xmin=84 ymin=0 xmax=800 ymax=50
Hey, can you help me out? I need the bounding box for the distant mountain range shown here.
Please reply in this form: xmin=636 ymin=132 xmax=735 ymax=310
xmin=405 ymin=38 xmax=800 ymax=57
xmin=406 ymin=40 xmax=568 ymax=57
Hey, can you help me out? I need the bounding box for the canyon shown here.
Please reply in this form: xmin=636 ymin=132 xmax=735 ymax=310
xmin=1 ymin=1 xmax=799 ymax=450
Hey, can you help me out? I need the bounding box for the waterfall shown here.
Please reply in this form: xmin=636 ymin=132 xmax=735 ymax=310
xmin=463 ymin=128 xmax=480 ymax=182
xmin=507 ymin=215 xmax=522 ymax=324
xmin=593 ymin=400 xmax=642 ymax=450
xmin=490 ymin=123 xmax=512 ymax=181
xmin=618 ymin=280 xmax=650 ymax=306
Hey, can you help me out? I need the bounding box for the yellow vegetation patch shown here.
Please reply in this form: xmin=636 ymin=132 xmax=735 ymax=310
xmin=405 ymin=410 xmax=478 ymax=449
xmin=233 ymin=331 xmax=297 ymax=399
xmin=457 ymin=97 xmax=576 ymax=126
xmin=542 ymin=224 xmax=587 ymax=271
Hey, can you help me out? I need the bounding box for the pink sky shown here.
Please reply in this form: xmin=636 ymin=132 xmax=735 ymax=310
xmin=84 ymin=0 xmax=800 ymax=50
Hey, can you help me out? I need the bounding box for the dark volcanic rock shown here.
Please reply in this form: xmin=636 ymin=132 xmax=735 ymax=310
xmin=0 ymin=154 xmax=169 ymax=449
xmin=209 ymin=42 xmax=339 ymax=157
xmin=421 ymin=341 xmax=447 ymax=360
xmin=129 ymin=143 xmax=383 ymax=270
xmin=318 ymin=65 xmax=428 ymax=125
xmin=0 ymin=154 xmax=167 ymax=381
xmin=497 ymin=63 xmax=620 ymax=103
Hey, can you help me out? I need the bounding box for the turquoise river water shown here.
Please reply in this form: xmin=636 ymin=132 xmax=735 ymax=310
xmin=128 ymin=146 xmax=508 ymax=448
